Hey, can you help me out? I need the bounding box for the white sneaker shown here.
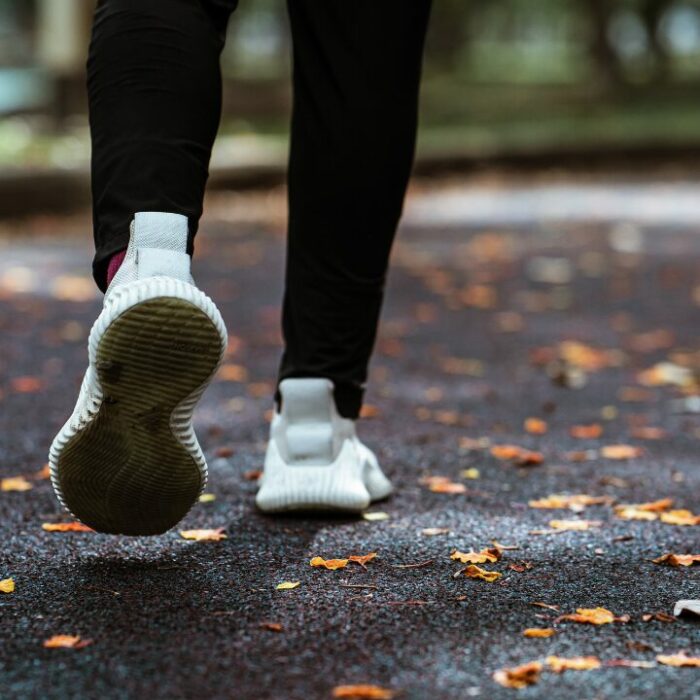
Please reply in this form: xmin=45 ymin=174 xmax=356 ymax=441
xmin=256 ymin=378 xmax=393 ymax=513
xmin=49 ymin=212 xmax=227 ymax=535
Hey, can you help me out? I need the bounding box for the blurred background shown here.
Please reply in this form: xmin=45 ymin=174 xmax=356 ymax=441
xmin=3 ymin=0 xmax=700 ymax=217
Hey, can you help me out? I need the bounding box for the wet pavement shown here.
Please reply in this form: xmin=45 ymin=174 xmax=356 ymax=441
xmin=0 ymin=178 xmax=699 ymax=699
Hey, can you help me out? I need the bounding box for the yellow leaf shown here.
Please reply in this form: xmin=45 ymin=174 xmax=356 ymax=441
xmin=276 ymin=581 xmax=300 ymax=590
xmin=601 ymin=444 xmax=642 ymax=460
xmin=529 ymin=494 xmax=613 ymax=510
xmin=42 ymin=521 xmax=94 ymax=533
xmin=493 ymin=661 xmax=543 ymax=689
xmin=362 ymin=512 xmax=389 ymax=522
xmin=652 ymin=553 xmax=700 ymax=567
xmin=217 ymin=364 xmax=248 ymax=382
xmin=523 ymin=628 xmax=556 ymax=638
xmin=463 ymin=564 xmax=502 ymax=582
xmin=461 ymin=468 xmax=480 ymax=480
xmin=332 ymin=684 xmax=394 ymax=699
xmin=179 ymin=528 xmax=227 ymax=541
xmin=310 ymin=557 xmax=349 ymax=570
xmin=546 ymin=656 xmax=601 ymax=672
xmin=1 ymin=476 xmax=32 ymax=492
xmin=660 ymin=509 xmax=700 ymax=526
xmin=0 ymin=578 xmax=15 ymax=593
xmin=559 ymin=607 xmax=618 ymax=625
xmin=198 ymin=493 xmax=216 ymax=503
xmin=451 ymin=548 xmax=501 ymax=564
xmin=548 ymin=519 xmax=601 ymax=531
xmin=657 ymin=653 xmax=700 ymax=667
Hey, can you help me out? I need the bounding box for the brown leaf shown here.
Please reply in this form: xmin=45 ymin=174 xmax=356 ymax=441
xmin=652 ymin=553 xmax=700 ymax=567
xmin=259 ymin=622 xmax=283 ymax=632
xmin=42 ymin=521 xmax=94 ymax=533
xmin=310 ymin=557 xmax=349 ymax=570
xmin=656 ymin=653 xmax=700 ymax=668
xmin=332 ymin=685 xmax=394 ymax=699
xmin=463 ymin=565 xmax=502 ymax=582
xmin=243 ymin=469 xmax=262 ymax=481
xmin=546 ymin=656 xmax=601 ymax=672
xmin=348 ymin=553 xmax=378 ymax=567
xmin=570 ymin=424 xmax=603 ymax=439
xmin=523 ymin=628 xmax=556 ymax=638
xmin=179 ymin=528 xmax=227 ymax=541
xmin=493 ymin=661 xmax=543 ymax=689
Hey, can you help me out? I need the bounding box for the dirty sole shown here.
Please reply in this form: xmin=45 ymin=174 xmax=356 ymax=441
xmin=54 ymin=297 xmax=224 ymax=535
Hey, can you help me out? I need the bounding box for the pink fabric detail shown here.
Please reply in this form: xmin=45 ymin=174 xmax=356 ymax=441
xmin=106 ymin=250 xmax=127 ymax=286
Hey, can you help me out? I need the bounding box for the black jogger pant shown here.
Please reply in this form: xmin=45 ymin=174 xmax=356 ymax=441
xmin=87 ymin=0 xmax=432 ymax=417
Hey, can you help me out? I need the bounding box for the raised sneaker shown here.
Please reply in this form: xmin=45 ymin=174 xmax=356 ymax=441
xmin=256 ymin=378 xmax=392 ymax=513
xmin=49 ymin=212 xmax=227 ymax=535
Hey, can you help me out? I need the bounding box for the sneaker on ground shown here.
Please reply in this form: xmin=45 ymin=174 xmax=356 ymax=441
xmin=49 ymin=212 xmax=227 ymax=535
xmin=256 ymin=378 xmax=393 ymax=513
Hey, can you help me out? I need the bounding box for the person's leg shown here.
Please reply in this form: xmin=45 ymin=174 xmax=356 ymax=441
xmin=277 ymin=0 xmax=432 ymax=419
xmin=50 ymin=0 xmax=237 ymax=535
xmin=257 ymin=1 xmax=431 ymax=513
xmin=87 ymin=0 xmax=238 ymax=290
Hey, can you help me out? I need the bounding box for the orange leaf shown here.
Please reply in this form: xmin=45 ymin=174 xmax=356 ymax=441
xmin=42 ymin=521 xmax=94 ymax=533
xmin=422 ymin=476 xmax=467 ymax=494
xmin=614 ymin=498 xmax=673 ymax=521
xmin=490 ymin=444 xmax=544 ymax=465
xmin=179 ymin=528 xmax=227 ymax=541
xmin=43 ymin=635 xmax=92 ymax=649
xmin=660 ymin=510 xmax=700 ymax=526
xmin=332 ymin=685 xmax=395 ymax=699
xmin=546 ymin=656 xmax=601 ymax=672
xmin=1 ymin=476 xmax=32 ymax=492
xmin=463 ymin=565 xmax=502 ymax=582
xmin=523 ymin=628 xmax=556 ymax=638
xmin=570 ymin=424 xmax=603 ymax=439
xmin=260 ymin=622 xmax=283 ymax=632
xmin=493 ymin=661 xmax=543 ymax=689
xmin=348 ymin=552 xmax=378 ymax=567
xmin=11 ymin=376 xmax=44 ymax=393
xmin=34 ymin=464 xmax=51 ymax=480
xmin=559 ymin=607 xmax=621 ymax=625
xmin=524 ymin=418 xmax=548 ymax=435
xmin=656 ymin=653 xmax=700 ymax=668
xmin=451 ymin=548 xmax=501 ymax=564
xmin=601 ymin=444 xmax=642 ymax=460
xmin=652 ymin=553 xmax=700 ymax=567
xmin=548 ymin=519 xmax=601 ymax=531
xmin=310 ymin=557 xmax=349 ymax=570
xmin=217 ymin=364 xmax=248 ymax=382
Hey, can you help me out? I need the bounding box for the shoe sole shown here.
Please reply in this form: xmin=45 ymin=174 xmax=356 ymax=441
xmin=50 ymin=286 xmax=225 ymax=535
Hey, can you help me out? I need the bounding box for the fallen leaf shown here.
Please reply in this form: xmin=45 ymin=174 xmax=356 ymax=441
xmin=198 ymin=493 xmax=216 ymax=503
xmin=360 ymin=404 xmax=381 ymax=419
xmin=523 ymin=628 xmax=556 ymax=638
xmin=451 ymin=548 xmax=501 ymax=564
xmin=642 ymin=612 xmax=676 ymax=623
xmin=1 ymin=476 xmax=32 ymax=492
xmin=217 ymin=364 xmax=248 ymax=382
xmin=570 ymin=424 xmax=603 ymax=439
xmin=422 ymin=476 xmax=467 ymax=494
xmin=42 ymin=521 xmax=94 ymax=533
xmin=529 ymin=494 xmax=613 ymax=510
xmin=348 ymin=553 xmax=378 ymax=567
xmin=461 ymin=468 xmax=480 ymax=480
xmin=630 ymin=426 xmax=667 ymax=440
xmin=652 ymin=553 xmax=700 ymax=567
xmin=491 ymin=445 xmax=544 ymax=465
xmin=362 ymin=512 xmax=389 ymax=522
xmin=493 ymin=661 xmax=543 ymax=689
xmin=558 ymin=607 xmax=625 ymax=625
xmin=43 ymin=635 xmax=92 ymax=649
xmin=421 ymin=527 xmax=450 ymax=536
xmin=601 ymin=444 xmax=642 ymax=460
xmin=34 ymin=464 xmax=51 ymax=480
xmin=548 ymin=519 xmax=601 ymax=531
xmin=259 ymin=622 xmax=283 ymax=632
xmin=179 ymin=528 xmax=227 ymax=541
xmin=463 ymin=565 xmax=502 ymax=582
xmin=656 ymin=653 xmax=700 ymax=668
xmin=332 ymin=684 xmax=394 ymax=699
xmin=605 ymin=659 xmax=656 ymax=669
xmin=243 ymin=469 xmax=262 ymax=481
xmin=659 ymin=509 xmax=700 ymax=526
xmin=531 ymin=602 xmax=560 ymax=612
xmin=546 ymin=656 xmax=601 ymax=673
xmin=614 ymin=498 xmax=674 ymax=521
xmin=524 ymin=418 xmax=548 ymax=434
xmin=11 ymin=376 xmax=44 ymax=393
xmin=310 ymin=557 xmax=349 ymax=570
xmin=276 ymin=581 xmax=300 ymax=590
xmin=638 ymin=362 xmax=694 ymax=388
xmin=0 ymin=578 xmax=15 ymax=593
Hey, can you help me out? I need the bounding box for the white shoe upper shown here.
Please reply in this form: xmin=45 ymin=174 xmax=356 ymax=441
xmin=256 ymin=378 xmax=393 ymax=512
